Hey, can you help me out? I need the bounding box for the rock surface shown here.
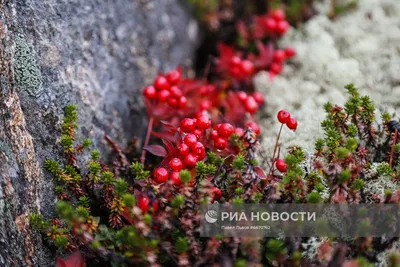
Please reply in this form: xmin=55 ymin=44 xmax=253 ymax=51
xmin=0 ymin=0 xmax=197 ymax=266
xmin=255 ymin=0 xmax=400 ymax=164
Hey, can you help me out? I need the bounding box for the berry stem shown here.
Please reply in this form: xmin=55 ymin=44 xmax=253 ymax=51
xmin=265 ymin=123 xmax=284 ymax=183
xmin=389 ymin=128 xmax=398 ymax=167
xmin=141 ymin=116 xmax=154 ymax=165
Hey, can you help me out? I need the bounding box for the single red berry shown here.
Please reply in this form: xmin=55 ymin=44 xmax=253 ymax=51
xmin=170 ymin=171 xmax=182 ymax=186
xmin=285 ymin=47 xmax=296 ymax=58
xmin=138 ymin=196 xmax=150 ymax=213
xmin=244 ymin=96 xmax=259 ymax=114
xmin=193 ymin=128 xmax=204 ymax=138
xmin=192 ymin=142 xmax=205 ymax=156
xmin=199 ymin=100 xmax=212 ymax=111
xmin=212 ymin=187 xmax=223 ymax=200
xmin=230 ymin=56 xmax=242 ymax=67
xmin=196 ymin=115 xmax=211 ymax=129
xmin=170 ymin=86 xmax=183 ymax=98
xmin=168 ymin=97 xmax=178 ymax=107
xmin=166 ymin=70 xmax=181 ymax=85
xmin=142 ymin=85 xmax=157 ymax=99
xmin=263 ymin=18 xmax=277 ymax=32
xmin=275 ymin=159 xmax=287 ymax=173
xmin=210 ymin=130 xmax=219 ymax=140
xmin=218 ymin=123 xmax=234 ymax=137
xmin=169 ymin=158 xmax=183 ymax=171
xmin=154 ymin=76 xmax=170 ymax=90
xmin=178 ymin=96 xmax=187 ymax=108
xmin=277 ymin=110 xmax=291 ymax=124
xmin=183 ymin=153 xmax=197 ymax=168
xmin=273 ymin=50 xmax=286 ymax=63
xmin=270 ymin=63 xmax=283 ymax=74
xmin=235 ymin=127 xmax=244 ymax=137
xmin=154 ymin=167 xmax=169 ymax=183
xmin=178 ymin=143 xmax=189 ymax=156
xmin=237 ymin=91 xmax=248 ymax=102
xmin=180 ymin=118 xmax=196 ymax=133
xmin=214 ymin=137 xmax=228 ymax=150
xmin=240 ymin=59 xmax=255 ymax=76
xmin=276 ymin=20 xmax=289 ymax=34
xmin=246 ymin=121 xmax=261 ymax=135
xmin=272 ymin=9 xmax=285 ymax=21
xmin=197 ymin=149 xmax=206 ymax=160
xmin=287 ymin=117 xmax=298 ymax=131
xmin=200 ymin=85 xmax=209 ymax=96
xmin=157 ymin=90 xmax=170 ymax=102
xmin=252 ymin=91 xmax=265 ymax=104
xmin=183 ymin=134 xmax=197 ymax=148
xmin=213 ymin=124 xmax=221 ymax=131
xmin=230 ymin=66 xmax=242 ymax=79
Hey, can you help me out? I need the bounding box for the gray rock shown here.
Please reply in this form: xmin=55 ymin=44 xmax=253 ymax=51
xmin=0 ymin=0 xmax=197 ymax=266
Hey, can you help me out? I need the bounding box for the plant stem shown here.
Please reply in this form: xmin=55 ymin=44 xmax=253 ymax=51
xmin=262 ymin=124 xmax=284 ymax=191
xmin=389 ymin=129 xmax=398 ymax=167
xmin=141 ymin=116 xmax=154 ymax=165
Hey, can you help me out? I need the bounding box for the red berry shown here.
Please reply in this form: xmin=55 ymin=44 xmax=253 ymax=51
xmin=166 ymin=70 xmax=181 ymax=85
xmin=143 ymin=85 xmax=157 ymax=99
xmin=277 ymin=110 xmax=291 ymax=124
xmin=273 ymin=50 xmax=286 ymax=63
xmin=178 ymin=143 xmax=189 ymax=156
xmin=252 ymin=91 xmax=265 ymax=104
xmin=183 ymin=134 xmax=197 ymax=148
xmin=230 ymin=56 xmax=242 ymax=67
xmin=170 ymin=86 xmax=183 ymax=98
xmin=154 ymin=167 xmax=169 ymax=183
xmin=138 ymin=196 xmax=150 ymax=213
xmin=230 ymin=66 xmax=242 ymax=78
xmin=199 ymin=100 xmax=212 ymax=111
xmin=287 ymin=117 xmax=298 ymax=131
xmin=198 ymin=149 xmax=206 ymax=160
xmin=235 ymin=127 xmax=244 ymax=137
xmin=214 ymin=137 xmax=228 ymax=150
xmin=244 ymin=96 xmax=259 ymax=114
xmin=178 ymin=96 xmax=187 ymax=108
xmin=170 ymin=171 xmax=182 ymax=186
xmin=210 ymin=130 xmax=219 ymax=140
xmin=157 ymin=90 xmax=170 ymax=102
xmin=276 ymin=20 xmax=289 ymax=34
xmin=240 ymin=59 xmax=255 ymax=76
xmin=275 ymin=159 xmax=287 ymax=173
xmin=270 ymin=63 xmax=283 ymax=74
xmin=246 ymin=121 xmax=261 ymax=135
xmin=285 ymin=47 xmax=296 ymax=58
xmin=169 ymin=158 xmax=183 ymax=171
xmin=196 ymin=115 xmax=211 ymax=129
xmin=193 ymin=128 xmax=204 ymax=138
xmin=154 ymin=76 xmax=170 ymax=90
xmin=180 ymin=118 xmax=196 ymax=133
xmin=237 ymin=91 xmax=248 ymax=102
xmin=192 ymin=142 xmax=205 ymax=156
xmin=183 ymin=153 xmax=197 ymax=168
xmin=168 ymin=97 xmax=178 ymax=107
xmin=272 ymin=9 xmax=285 ymax=21
xmin=200 ymin=85 xmax=209 ymax=96
xmin=213 ymin=124 xmax=221 ymax=131
xmin=263 ymin=18 xmax=277 ymax=32
xmin=212 ymin=187 xmax=222 ymax=200
xmin=218 ymin=123 xmax=234 ymax=137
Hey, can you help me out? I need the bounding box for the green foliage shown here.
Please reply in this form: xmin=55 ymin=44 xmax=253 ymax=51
xmin=376 ymin=162 xmax=392 ymax=176
xmin=232 ymin=154 xmax=245 ymax=170
xmin=265 ymin=239 xmax=287 ymax=262
xmin=196 ymin=161 xmax=216 ymax=179
xmin=175 ymin=237 xmax=189 ymax=254
xmin=131 ymin=162 xmax=150 ymax=179
xmin=179 ymin=169 xmax=192 ymax=183
xmin=122 ymin=194 xmax=136 ymax=208
xmin=207 ymin=152 xmax=224 ymax=166
xmin=44 ymin=159 xmax=60 ymax=173
xmin=307 ymin=191 xmax=322 ymax=203
xmin=115 ymin=179 xmax=129 ymax=196
xmin=338 ymin=169 xmax=351 ymax=183
xmin=171 ymin=195 xmax=185 ymax=209
xmin=91 ymin=150 xmax=101 ymax=160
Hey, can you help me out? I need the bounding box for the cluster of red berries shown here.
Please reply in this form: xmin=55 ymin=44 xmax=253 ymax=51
xmin=153 ymin=157 xmax=185 ymax=185
xmin=269 ymin=48 xmax=296 ymax=77
xmin=142 ymin=69 xmax=187 ymax=108
xmin=236 ymin=91 xmax=265 ymax=114
xmin=229 ymin=56 xmax=255 ymax=80
xmin=210 ymin=123 xmax=235 ymax=150
xmin=262 ymin=9 xmax=290 ymax=36
xmin=277 ymin=110 xmax=298 ymax=131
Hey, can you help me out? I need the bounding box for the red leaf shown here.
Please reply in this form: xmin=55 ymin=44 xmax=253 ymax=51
xmin=160 ymin=120 xmax=177 ymax=132
xmin=143 ymin=145 xmax=167 ymax=157
xmin=162 ymin=138 xmax=177 ymax=154
xmin=254 ymin=166 xmax=267 ymax=179
xmin=57 ymin=251 xmax=85 ymax=267
xmin=151 ymin=131 xmax=176 ymax=142
xmin=121 ymin=208 xmax=135 ymax=225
